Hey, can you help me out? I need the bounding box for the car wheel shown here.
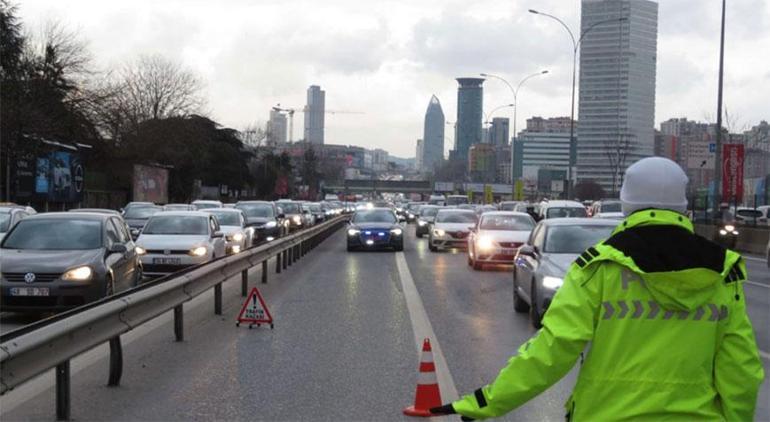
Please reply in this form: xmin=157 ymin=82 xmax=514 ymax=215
xmin=473 ymin=260 xmax=483 ymax=271
xmin=347 ymin=243 xmax=355 ymax=252
xmin=530 ymin=279 xmax=543 ymax=329
xmin=133 ymin=265 xmax=143 ymax=288
xmin=104 ymin=276 xmax=115 ymax=298
xmin=395 ymin=240 xmax=404 ymax=252
xmin=416 ymin=232 xmax=423 ymax=238
xmin=467 ymin=255 xmax=473 ymax=266
xmin=512 ymin=271 xmax=529 ymax=313
xmin=429 ymin=242 xmax=437 ymax=252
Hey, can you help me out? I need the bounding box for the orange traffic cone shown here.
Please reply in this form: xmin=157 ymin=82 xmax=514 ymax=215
xmin=403 ymin=338 xmax=442 ymax=417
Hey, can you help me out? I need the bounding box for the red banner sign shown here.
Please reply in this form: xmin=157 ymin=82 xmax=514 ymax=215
xmin=722 ymin=144 xmax=744 ymax=202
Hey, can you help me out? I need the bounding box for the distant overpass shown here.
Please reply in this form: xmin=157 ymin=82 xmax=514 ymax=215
xmin=324 ymin=179 xmax=433 ymax=194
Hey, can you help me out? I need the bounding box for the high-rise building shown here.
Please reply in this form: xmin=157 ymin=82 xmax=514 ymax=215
xmin=455 ymin=78 xmax=485 ymax=161
xmin=576 ymin=0 xmax=658 ymax=193
xmin=422 ymin=95 xmax=445 ymax=171
xmin=267 ymin=109 xmax=288 ymax=145
xmin=415 ymin=139 xmax=424 ymax=171
xmin=304 ymin=85 xmax=325 ymax=144
xmin=489 ymin=117 xmax=510 ymax=146
xmin=468 ymin=143 xmax=497 ymax=183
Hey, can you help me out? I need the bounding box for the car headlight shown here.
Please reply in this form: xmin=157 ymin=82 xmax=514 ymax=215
xmin=265 ymin=221 xmax=277 ymax=228
xmin=292 ymin=216 xmax=301 ymax=224
xmin=418 ymin=220 xmax=427 ymax=226
xmin=62 ymin=266 xmax=92 ymax=281
xmin=189 ymin=246 xmax=208 ymax=257
xmin=719 ymin=229 xmax=727 ymax=236
xmin=231 ymin=245 xmax=241 ymax=254
xmin=391 ymin=228 xmax=403 ymax=236
xmin=135 ymin=246 xmax=147 ymax=255
xmin=543 ymin=276 xmax=564 ymax=290
xmin=434 ymin=229 xmax=445 ymax=237
xmin=724 ymin=225 xmax=735 ymax=232
xmin=348 ymin=228 xmax=361 ymax=236
xmin=232 ymin=233 xmax=244 ymax=242
xmin=477 ymin=236 xmax=494 ymax=250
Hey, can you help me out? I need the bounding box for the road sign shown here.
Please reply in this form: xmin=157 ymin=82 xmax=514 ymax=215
xmin=236 ymin=287 xmax=274 ymax=329
xmin=514 ymin=180 xmax=524 ymax=201
xmin=551 ymin=180 xmax=565 ymax=193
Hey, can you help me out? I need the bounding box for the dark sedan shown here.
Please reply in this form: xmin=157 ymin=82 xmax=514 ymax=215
xmin=235 ymin=201 xmax=285 ymax=244
xmin=346 ymin=208 xmax=404 ymax=251
xmin=512 ymin=218 xmax=617 ymax=328
xmin=123 ymin=205 xmax=162 ymax=239
xmin=0 ymin=212 xmax=142 ymax=312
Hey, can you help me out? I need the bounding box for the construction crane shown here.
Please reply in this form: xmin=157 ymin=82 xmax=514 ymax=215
xmin=272 ymin=104 xmax=363 ymax=143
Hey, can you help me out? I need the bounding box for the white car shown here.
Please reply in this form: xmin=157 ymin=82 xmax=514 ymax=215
xmin=191 ymin=199 xmax=223 ymax=210
xmin=590 ymin=200 xmax=625 ymax=219
xmin=467 ymin=212 xmax=536 ymax=270
xmin=135 ymin=211 xmax=226 ymax=277
xmin=429 ymin=209 xmax=478 ymax=252
xmin=205 ymin=208 xmax=253 ymax=255
xmin=540 ymin=200 xmax=588 ymax=220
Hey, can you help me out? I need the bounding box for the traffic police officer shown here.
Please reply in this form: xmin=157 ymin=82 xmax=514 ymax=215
xmin=431 ymin=157 xmax=764 ymax=420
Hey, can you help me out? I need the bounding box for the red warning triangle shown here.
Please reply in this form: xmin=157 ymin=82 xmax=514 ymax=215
xmin=236 ymin=287 xmax=274 ymax=328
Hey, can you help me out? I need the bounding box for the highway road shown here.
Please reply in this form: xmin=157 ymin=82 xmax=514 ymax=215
xmin=1 ymin=225 xmax=768 ymax=421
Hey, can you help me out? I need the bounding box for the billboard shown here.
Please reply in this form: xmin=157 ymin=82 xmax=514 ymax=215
xmin=133 ymin=164 xmax=169 ymax=203
xmin=686 ymin=137 xmax=715 ymax=170
xmin=29 ymin=151 xmax=84 ymax=202
xmin=722 ymin=144 xmax=744 ymax=202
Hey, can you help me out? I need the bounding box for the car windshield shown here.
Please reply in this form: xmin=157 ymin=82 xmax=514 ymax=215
xmin=209 ymin=212 xmax=241 ymax=226
xmin=407 ymin=203 xmax=424 ymax=211
xmin=308 ymin=205 xmax=322 ymax=212
xmin=500 ymin=203 xmax=517 ymax=211
xmin=0 ymin=212 xmax=10 ymax=232
xmin=601 ymin=202 xmax=622 ymax=212
xmin=193 ymin=203 xmax=220 ymax=210
xmin=143 ymin=216 xmax=208 ymax=235
xmin=164 ymin=205 xmax=190 ymax=211
xmin=279 ymin=203 xmax=300 ymax=214
xmin=446 ymin=196 xmax=469 ymax=206
xmin=352 ymin=210 xmax=397 ymax=224
xmin=544 ymin=225 xmax=615 ymax=254
xmin=436 ymin=211 xmax=477 ymax=223
xmin=546 ymin=207 xmax=588 ymax=218
xmin=2 ymin=219 xmax=102 ymax=250
xmin=480 ymin=215 xmax=534 ymax=231
xmin=420 ymin=207 xmax=439 ymax=217
xmin=124 ymin=207 xmax=161 ymax=219
xmin=237 ymin=204 xmax=274 ymax=218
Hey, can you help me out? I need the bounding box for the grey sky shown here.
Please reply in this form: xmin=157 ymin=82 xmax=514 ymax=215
xmin=18 ymin=0 xmax=770 ymax=158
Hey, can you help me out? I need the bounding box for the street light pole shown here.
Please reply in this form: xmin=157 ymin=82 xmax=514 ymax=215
xmin=529 ymin=9 xmax=627 ymax=199
xmin=713 ymin=0 xmax=726 ymax=207
xmin=481 ymin=71 xmax=548 ymax=186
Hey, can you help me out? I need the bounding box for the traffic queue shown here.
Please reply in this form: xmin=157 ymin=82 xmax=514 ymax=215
xmin=0 ymin=199 xmax=349 ymax=314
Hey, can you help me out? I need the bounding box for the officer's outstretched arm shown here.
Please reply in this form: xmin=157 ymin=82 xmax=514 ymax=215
xmin=450 ymin=268 xmax=599 ymax=420
xmin=714 ymin=281 xmax=764 ymax=421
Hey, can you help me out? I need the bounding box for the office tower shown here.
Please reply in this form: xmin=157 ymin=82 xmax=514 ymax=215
xmin=489 ymin=117 xmax=510 ymax=146
xmin=415 ymin=139 xmax=424 ymax=171
xmin=267 ymin=109 xmax=288 ymax=145
xmin=455 ymin=78 xmax=485 ymax=161
xmin=576 ymin=0 xmax=658 ymax=194
xmin=422 ymin=95 xmax=445 ymax=171
xmin=304 ymin=85 xmax=325 ymax=144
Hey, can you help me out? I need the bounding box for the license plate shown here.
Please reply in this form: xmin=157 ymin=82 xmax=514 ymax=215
xmin=153 ymin=257 xmax=181 ymax=265
xmin=501 ymin=248 xmax=516 ymax=254
xmin=10 ymin=287 xmax=50 ymax=296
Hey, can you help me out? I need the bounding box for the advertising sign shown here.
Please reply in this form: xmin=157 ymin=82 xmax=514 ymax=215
xmin=29 ymin=151 xmax=84 ymax=203
xmin=722 ymin=144 xmax=744 ymax=202
xmin=133 ymin=164 xmax=169 ymax=203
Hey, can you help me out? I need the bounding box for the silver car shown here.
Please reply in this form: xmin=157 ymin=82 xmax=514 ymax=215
xmin=467 ymin=212 xmax=535 ymax=270
xmin=135 ymin=211 xmax=226 ymax=277
xmin=513 ymin=218 xmax=618 ymax=328
xmin=428 ymin=209 xmax=478 ymax=252
xmin=205 ymin=208 xmax=253 ymax=255
xmin=0 ymin=206 xmax=34 ymax=242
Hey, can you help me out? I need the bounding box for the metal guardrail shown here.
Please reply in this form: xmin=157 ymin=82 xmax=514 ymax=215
xmin=0 ymin=214 xmax=348 ymax=420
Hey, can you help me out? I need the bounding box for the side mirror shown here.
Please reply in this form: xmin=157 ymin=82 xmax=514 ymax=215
xmin=109 ymin=243 xmax=128 ymax=254
xmin=277 ymin=213 xmax=285 ymax=219
xmin=518 ymin=244 xmax=537 ymax=257
xmin=212 ymin=231 xmax=224 ymax=239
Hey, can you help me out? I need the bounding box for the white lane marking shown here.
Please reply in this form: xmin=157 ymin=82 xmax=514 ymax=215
xmin=760 ymin=350 xmax=770 ymax=361
xmin=0 ymin=258 xmax=270 ymax=415
xmin=745 ymin=280 xmax=769 ymax=289
xmin=395 ymin=252 xmax=459 ymax=402
xmin=743 ymin=255 xmax=766 ymax=264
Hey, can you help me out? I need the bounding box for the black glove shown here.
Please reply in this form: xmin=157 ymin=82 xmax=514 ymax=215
xmin=429 ymin=404 xmax=475 ymax=421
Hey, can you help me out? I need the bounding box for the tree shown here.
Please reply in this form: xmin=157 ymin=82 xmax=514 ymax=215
xmin=604 ymin=133 xmax=632 ymax=196
xmin=239 ymin=122 xmax=267 ymax=148
xmin=574 ymin=180 xmax=606 ymax=202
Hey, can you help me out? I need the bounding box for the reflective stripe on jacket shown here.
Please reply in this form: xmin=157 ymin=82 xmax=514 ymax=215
xmin=452 ymin=209 xmax=764 ymax=421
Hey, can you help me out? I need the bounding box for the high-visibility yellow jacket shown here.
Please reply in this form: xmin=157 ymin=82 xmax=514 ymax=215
xmin=452 ymin=209 xmax=764 ymax=421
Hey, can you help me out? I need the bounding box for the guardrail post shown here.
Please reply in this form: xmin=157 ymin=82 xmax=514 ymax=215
xmin=262 ymin=260 xmax=268 ymax=283
xmin=287 ymin=247 xmax=293 ymax=267
xmin=107 ymin=336 xmax=123 ymax=387
xmin=214 ymin=283 xmax=223 ymax=315
xmin=174 ymin=305 xmax=184 ymax=342
xmin=282 ymin=249 xmax=288 ymax=269
xmin=241 ymin=269 xmax=248 ymax=296
xmin=56 ymin=360 xmax=70 ymax=421
xmin=275 ymin=253 xmax=281 ymax=273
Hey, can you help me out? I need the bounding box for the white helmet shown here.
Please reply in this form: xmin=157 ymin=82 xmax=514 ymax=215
xmin=620 ymin=157 xmax=688 ymax=216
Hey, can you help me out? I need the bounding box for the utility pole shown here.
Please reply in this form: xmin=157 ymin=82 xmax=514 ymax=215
xmin=713 ymin=0 xmax=727 ymax=206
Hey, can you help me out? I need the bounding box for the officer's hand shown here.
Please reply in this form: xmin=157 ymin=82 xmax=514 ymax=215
xmin=429 ymin=404 xmax=475 ymax=421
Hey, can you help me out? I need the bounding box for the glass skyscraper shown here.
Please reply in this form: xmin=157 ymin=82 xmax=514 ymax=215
xmin=576 ymin=0 xmax=658 ymax=193
xmin=421 ymin=95 xmax=445 ymax=172
xmin=304 ymin=85 xmax=325 ymax=144
xmin=455 ymin=78 xmax=485 ymax=161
